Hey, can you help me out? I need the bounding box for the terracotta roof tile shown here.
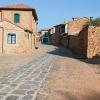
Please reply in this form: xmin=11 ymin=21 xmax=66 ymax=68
xmin=0 ymin=3 xmax=38 ymax=21
xmin=0 ymin=3 xmax=33 ymax=9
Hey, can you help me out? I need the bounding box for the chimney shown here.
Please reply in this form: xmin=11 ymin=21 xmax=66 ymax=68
xmin=72 ymin=17 xmax=79 ymax=21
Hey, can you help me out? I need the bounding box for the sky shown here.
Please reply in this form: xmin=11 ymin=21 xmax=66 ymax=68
xmin=0 ymin=0 xmax=99 ymax=29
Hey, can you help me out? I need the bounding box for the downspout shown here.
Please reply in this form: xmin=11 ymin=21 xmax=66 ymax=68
xmin=2 ymin=27 xmax=4 ymax=54
xmin=34 ymin=21 xmax=38 ymax=47
xmin=31 ymin=33 xmax=32 ymax=49
xmin=1 ymin=11 xmax=4 ymax=54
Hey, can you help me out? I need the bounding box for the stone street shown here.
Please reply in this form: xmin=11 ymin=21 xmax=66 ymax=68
xmin=0 ymin=45 xmax=100 ymax=100
xmin=0 ymin=45 xmax=57 ymax=100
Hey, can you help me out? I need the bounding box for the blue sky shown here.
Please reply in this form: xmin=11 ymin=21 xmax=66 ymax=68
xmin=0 ymin=0 xmax=99 ymax=29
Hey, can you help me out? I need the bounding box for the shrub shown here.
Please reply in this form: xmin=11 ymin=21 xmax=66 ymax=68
xmin=85 ymin=17 xmax=100 ymax=27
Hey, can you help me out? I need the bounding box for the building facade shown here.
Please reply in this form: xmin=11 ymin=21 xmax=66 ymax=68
xmin=0 ymin=3 xmax=38 ymax=54
xmin=39 ymin=29 xmax=50 ymax=44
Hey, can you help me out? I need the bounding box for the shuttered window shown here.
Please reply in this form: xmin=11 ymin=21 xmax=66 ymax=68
xmin=14 ymin=13 xmax=20 ymax=23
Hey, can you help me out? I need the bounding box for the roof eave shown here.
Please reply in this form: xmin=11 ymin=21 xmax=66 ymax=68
xmin=0 ymin=8 xmax=38 ymax=21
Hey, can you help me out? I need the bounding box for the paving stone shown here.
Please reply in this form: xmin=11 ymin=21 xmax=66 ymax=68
xmin=1 ymin=81 xmax=10 ymax=84
xmin=1 ymin=86 xmax=14 ymax=93
xmin=22 ymin=95 xmax=33 ymax=100
xmin=27 ymin=90 xmax=35 ymax=94
xmin=0 ymin=52 xmax=55 ymax=99
xmin=6 ymin=95 xmax=19 ymax=100
xmin=0 ymin=96 xmax=3 ymax=99
xmin=10 ymin=84 xmax=17 ymax=87
xmin=18 ymin=84 xmax=31 ymax=90
xmin=0 ymin=92 xmax=7 ymax=95
xmin=24 ymin=81 xmax=36 ymax=84
xmin=0 ymin=85 xmax=4 ymax=89
xmin=12 ymin=90 xmax=27 ymax=95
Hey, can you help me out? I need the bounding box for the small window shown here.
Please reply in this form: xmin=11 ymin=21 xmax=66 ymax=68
xmin=44 ymin=32 xmax=48 ymax=37
xmin=8 ymin=34 xmax=16 ymax=44
xmin=14 ymin=13 xmax=20 ymax=23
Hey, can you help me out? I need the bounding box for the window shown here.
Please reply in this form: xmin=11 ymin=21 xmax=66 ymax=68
xmin=14 ymin=13 xmax=20 ymax=23
xmin=44 ymin=32 xmax=48 ymax=37
xmin=8 ymin=34 xmax=16 ymax=44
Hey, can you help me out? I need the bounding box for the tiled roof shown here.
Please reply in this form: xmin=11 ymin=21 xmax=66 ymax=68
xmin=0 ymin=3 xmax=38 ymax=21
xmin=40 ymin=28 xmax=50 ymax=31
xmin=0 ymin=3 xmax=33 ymax=10
xmin=53 ymin=24 xmax=65 ymax=27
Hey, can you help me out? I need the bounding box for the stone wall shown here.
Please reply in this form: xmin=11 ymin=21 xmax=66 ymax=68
xmin=49 ymin=34 xmax=56 ymax=45
xmin=68 ymin=17 xmax=89 ymax=35
xmin=69 ymin=26 xmax=100 ymax=58
xmin=68 ymin=27 xmax=88 ymax=57
xmin=87 ymin=26 xmax=100 ymax=58
xmin=61 ymin=36 xmax=69 ymax=47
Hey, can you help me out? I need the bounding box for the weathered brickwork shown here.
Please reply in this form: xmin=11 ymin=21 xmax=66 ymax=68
xmin=69 ymin=27 xmax=88 ymax=57
xmin=87 ymin=26 xmax=100 ymax=58
xmin=54 ymin=24 xmax=65 ymax=45
xmin=67 ymin=17 xmax=90 ymax=58
xmin=69 ymin=26 xmax=100 ymax=58
xmin=68 ymin=17 xmax=89 ymax=35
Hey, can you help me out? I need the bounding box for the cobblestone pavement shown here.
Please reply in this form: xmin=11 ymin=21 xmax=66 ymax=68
xmin=0 ymin=48 xmax=56 ymax=100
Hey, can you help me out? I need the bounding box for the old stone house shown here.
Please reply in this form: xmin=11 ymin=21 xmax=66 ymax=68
xmin=67 ymin=17 xmax=100 ymax=58
xmin=48 ymin=27 xmax=56 ymax=45
xmin=53 ymin=24 xmax=66 ymax=45
xmin=0 ymin=3 xmax=38 ymax=54
xmin=67 ymin=17 xmax=89 ymax=56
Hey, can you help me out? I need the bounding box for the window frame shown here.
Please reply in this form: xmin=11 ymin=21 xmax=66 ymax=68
xmin=14 ymin=13 xmax=20 ymax=23
xmin=7 ymin=33 xmax=16 ymax=44
xmin=44 ymin=32 xmax=49 ymax=37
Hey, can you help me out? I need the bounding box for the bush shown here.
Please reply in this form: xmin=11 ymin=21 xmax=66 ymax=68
xmin=85 ymin=17 xmax=100 ymax=27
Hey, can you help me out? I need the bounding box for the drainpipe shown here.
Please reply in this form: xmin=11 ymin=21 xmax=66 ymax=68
xmin=2 ymin=27 xmax=4 ymax=54
xmin=34 ymin=21 xmax=38 ymax=47
xmin=31 ymin=33 xmax=32 ymax=49
xmin=1 ymin=11 xmax=4 ymax=54
xmin=33 ymin=32 xmax=36 ymax=48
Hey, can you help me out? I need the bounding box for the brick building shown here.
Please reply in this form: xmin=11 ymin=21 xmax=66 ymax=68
xmin=0 ymin=3 xmax=38 ymax=54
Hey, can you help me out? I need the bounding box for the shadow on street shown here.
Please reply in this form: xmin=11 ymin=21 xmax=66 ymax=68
xmin=47 ymin=45 xmax=100 ymax=65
